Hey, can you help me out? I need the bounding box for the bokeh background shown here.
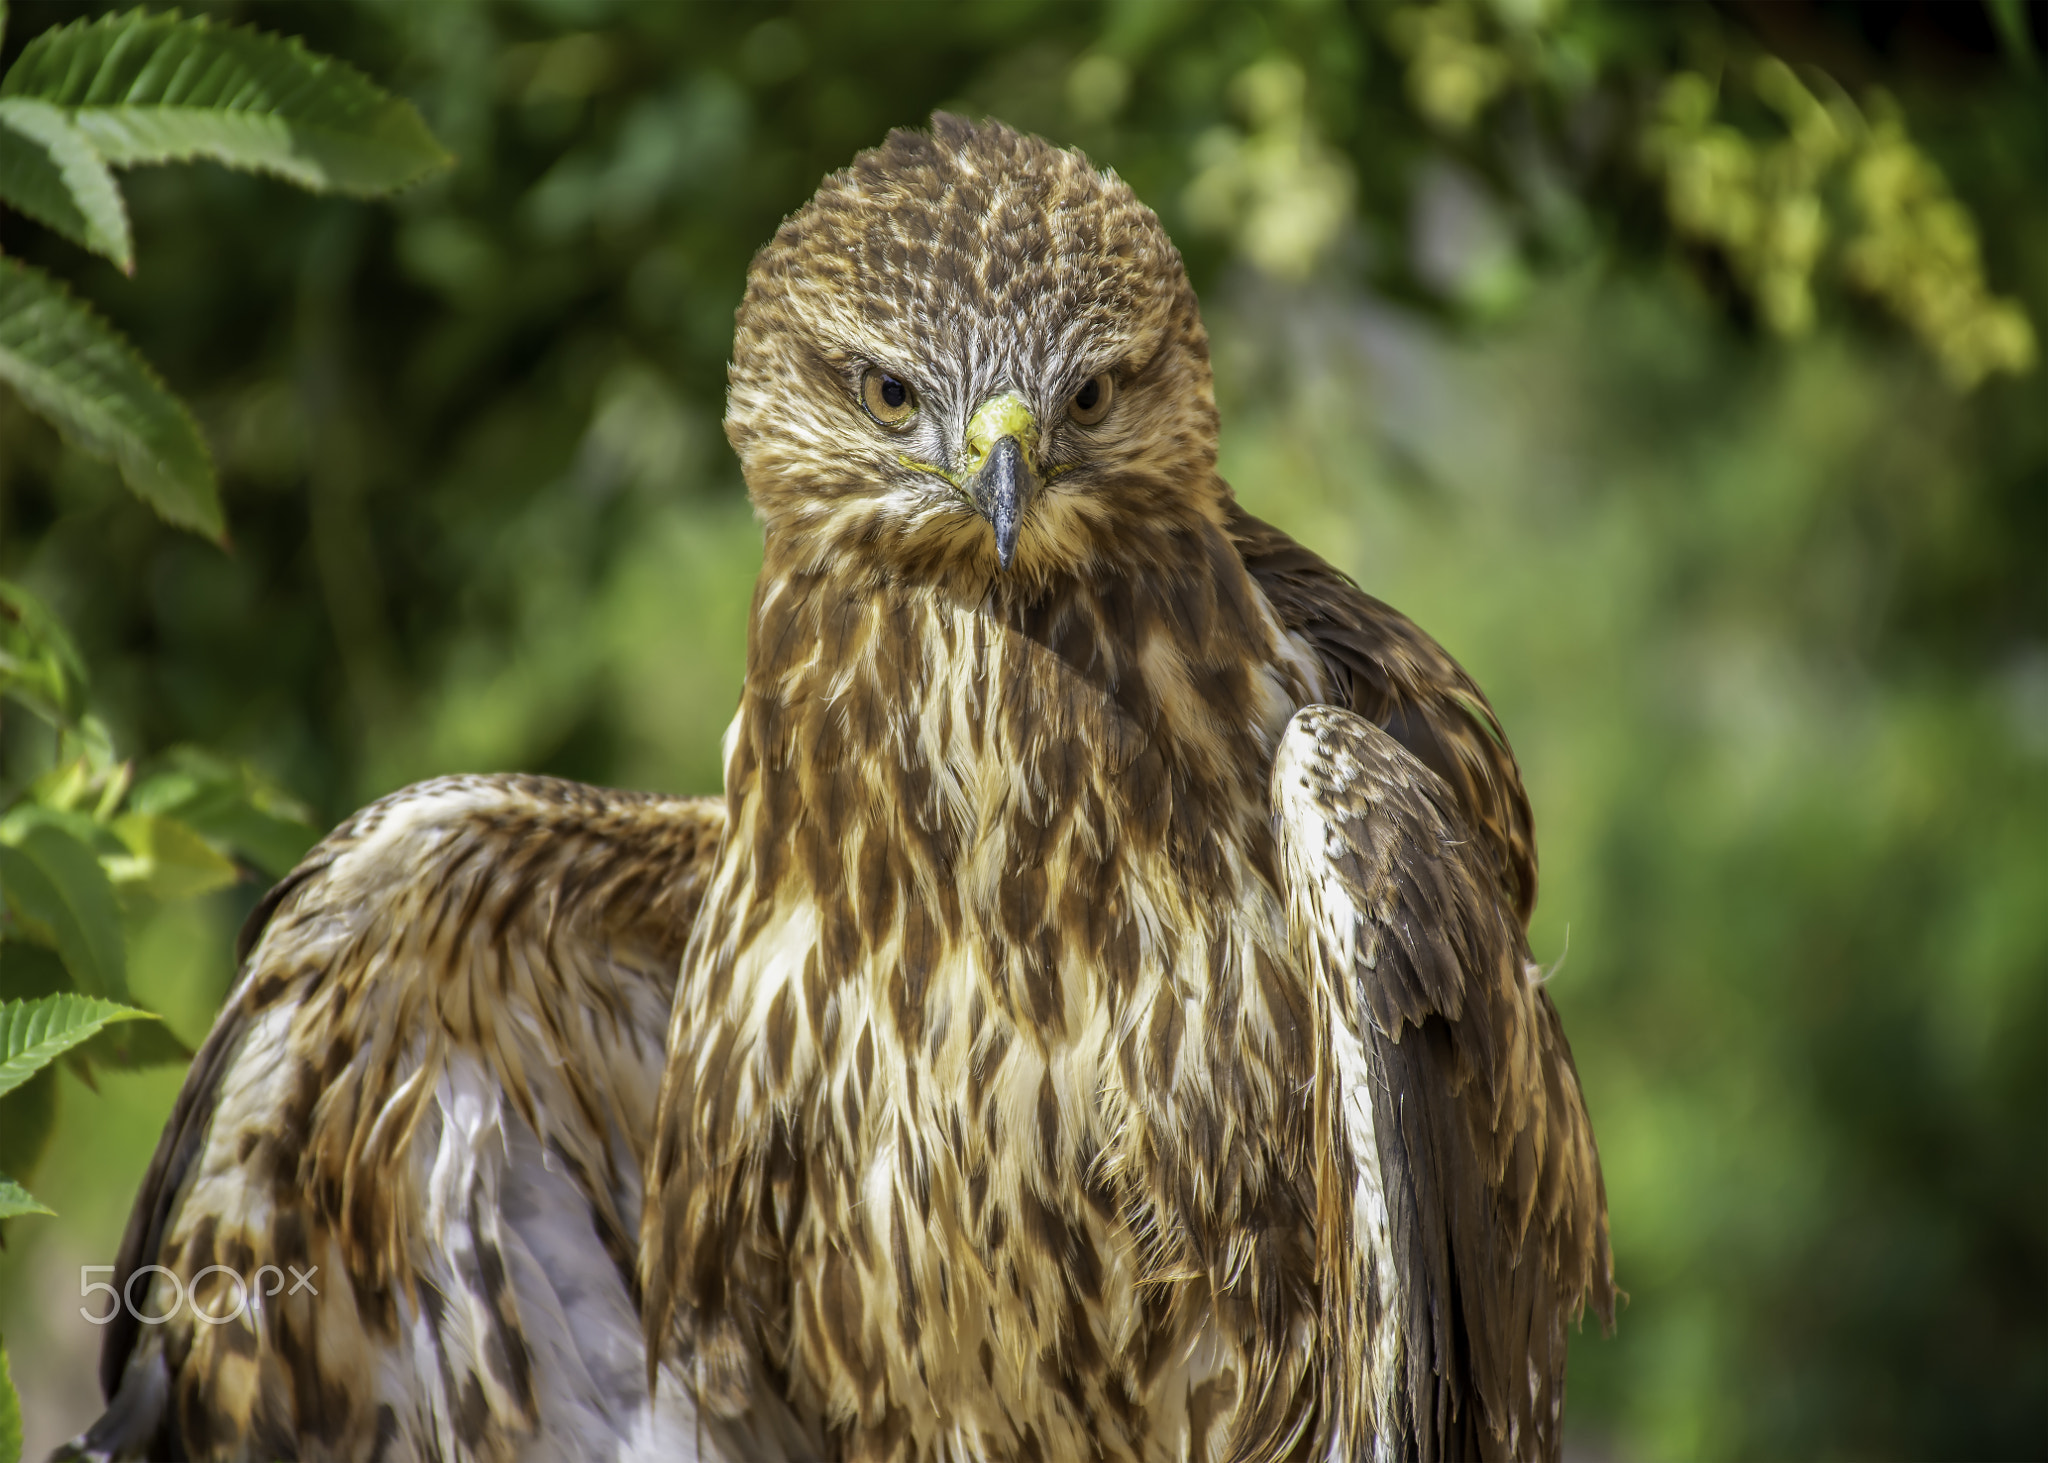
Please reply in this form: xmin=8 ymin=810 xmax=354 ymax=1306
xmin=1 ymin=0 xmax=2043 ymax=1457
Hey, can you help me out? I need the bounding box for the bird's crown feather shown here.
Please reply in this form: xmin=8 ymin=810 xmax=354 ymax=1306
xmin=728 ymin=114 xmax=1224 ymax=584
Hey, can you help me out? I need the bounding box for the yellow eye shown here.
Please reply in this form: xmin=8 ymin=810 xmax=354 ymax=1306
xmin=861 ymin=369 xmax=917 ymax=426
xmin=1069 ymin=372 xmax=1114 ymax=426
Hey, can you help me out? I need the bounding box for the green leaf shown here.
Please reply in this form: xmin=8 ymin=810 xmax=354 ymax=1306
xmin=131 ymin=748 xmax=317 ymax=877
xmin=200 ymin=803 xmax=317 ymax=879
xmin=0 ymin=824 xmax=129 ymax=1001
xmin=0 ymin=800 xmax=123 ymax=858
xmin=107 ymin=811 xmax=240 ymax=900
xmin=0 ymin=254 xmax=221 ymax=540
xmin=0 ymin=578 xmax=89 ymax=726
xmin=0 ymin=1176 xmax=52 ymax=1221
xmin=17 ymin=745 xmax=130 ymax=825
xmin=0 ymin=944 xmax=65 ymax=1184
xmin=0 ymin=96 xmax=133 ymax=270
xmin=0 ymin=993 xmax=153 ymax=1101
xmin=0 ymin=991 xmax=57 ymax=1188
xmin=1 ymin=10 xmax=453 ymax=197
xmin=0 ymin=1330 xmax=22 ymax=1463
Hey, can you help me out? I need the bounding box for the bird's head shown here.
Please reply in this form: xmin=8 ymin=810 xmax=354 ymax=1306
xmin=727 ymin=114 xmax=1223 ymax=585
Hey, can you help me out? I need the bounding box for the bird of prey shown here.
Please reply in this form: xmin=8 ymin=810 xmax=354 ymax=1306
xmin=69 ymin=115 xmax=1611 ymax=1463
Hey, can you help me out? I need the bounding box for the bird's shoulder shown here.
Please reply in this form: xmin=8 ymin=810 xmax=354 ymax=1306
xmin=236 ymin=771 xmax=723 ymax=973
xmin=1229 ymin=504 xmax=1539 ymax=925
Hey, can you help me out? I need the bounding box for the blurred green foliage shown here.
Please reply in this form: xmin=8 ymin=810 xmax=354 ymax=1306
xmin=0 ymin=1 xmax=2040 ymax=1458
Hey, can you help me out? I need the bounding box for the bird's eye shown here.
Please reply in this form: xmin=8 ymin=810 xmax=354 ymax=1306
xmin=861 ymin=369 xmax=917 ymax=426
xmin=1069 ymin=373 xmax=1115 ymax=426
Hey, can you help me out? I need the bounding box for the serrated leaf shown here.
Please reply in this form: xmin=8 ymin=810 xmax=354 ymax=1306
xmin=2 ymin=10 xmax=453 ymax=196
xmin=0 ymin=1175 xmax=52 ymax=1221
xmin=0 ymin=946 xmax=62 ymax=1188
xmin=0 ymin=824 xmax=128 ymax=1002
xmin=0 ymin=96 xmax=132 ymax=270
xmin=0 ymin=254 xmax=221 ymax=540
xmin=0 ymin=993 xmax=153 ymax=1101
xmin=0 ymin=1061 xmax=57 ymax=1193
xmin=107 ymin=811 xmax=239 ymax=900
xmin=0 ymin=577 xmax=89 ymax=726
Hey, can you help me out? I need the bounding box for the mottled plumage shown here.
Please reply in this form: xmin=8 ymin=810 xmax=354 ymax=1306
xmin=640 ymin=116 xmax=1610 ymax=1462
xmin=71 ymin=116 xmax=1609 ymax=1463
xmin=69 ymin=778 xmax=811 ymax=1461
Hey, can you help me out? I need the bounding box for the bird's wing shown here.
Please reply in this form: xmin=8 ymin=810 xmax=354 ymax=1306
xmin=1232 ymin=505 xmax=1540 ymax=927
xmin=65 ymin=774 xmax=813 ymax=1463
xmin=1271 ymin=706 xmax=1612 ymax=1463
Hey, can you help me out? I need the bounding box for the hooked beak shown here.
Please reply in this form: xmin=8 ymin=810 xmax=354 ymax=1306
xmin=960 ymin=393 xmax=1042 ymax=571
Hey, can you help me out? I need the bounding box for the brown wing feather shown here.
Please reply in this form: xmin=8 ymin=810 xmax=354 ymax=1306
xmin=1232 ymin=505 xmax=1540 ymax=926
xmin=1274 ymin=706 xmax=1613 ymax=1462
xmin=70 ymin=775 xmax=739 ymax=1463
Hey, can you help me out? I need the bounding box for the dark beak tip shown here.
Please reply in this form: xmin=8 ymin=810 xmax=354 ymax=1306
xmin=992 ymin=506 xmax=1021 ymax=570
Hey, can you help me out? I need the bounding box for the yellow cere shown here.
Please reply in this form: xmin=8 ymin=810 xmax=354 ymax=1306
xmin=898 ymin=393 xmax=1076 ymax=489
xmin=962 ymin=392 xmax=1040 ymax=473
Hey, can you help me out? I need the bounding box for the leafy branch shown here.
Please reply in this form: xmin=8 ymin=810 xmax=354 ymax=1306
xmin=1370 ymin=0 xmax=2037 ymax=385
xmin=0 ymin=576 xmax=318 ymax=1210
xmin=0 ymin=7 xmax=445 ymax=1446
xmin=0 ymin=0 xmax=430 ymax=1229
xmin=0 ymin=0 xmax=451 ymax=541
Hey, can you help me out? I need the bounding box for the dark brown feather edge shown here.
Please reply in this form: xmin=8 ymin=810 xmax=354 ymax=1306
xmin=1274 ymin=701 xmax=1614 ymax=1462
xmin=1231 ymin=504 xmax=1541 ymax=928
